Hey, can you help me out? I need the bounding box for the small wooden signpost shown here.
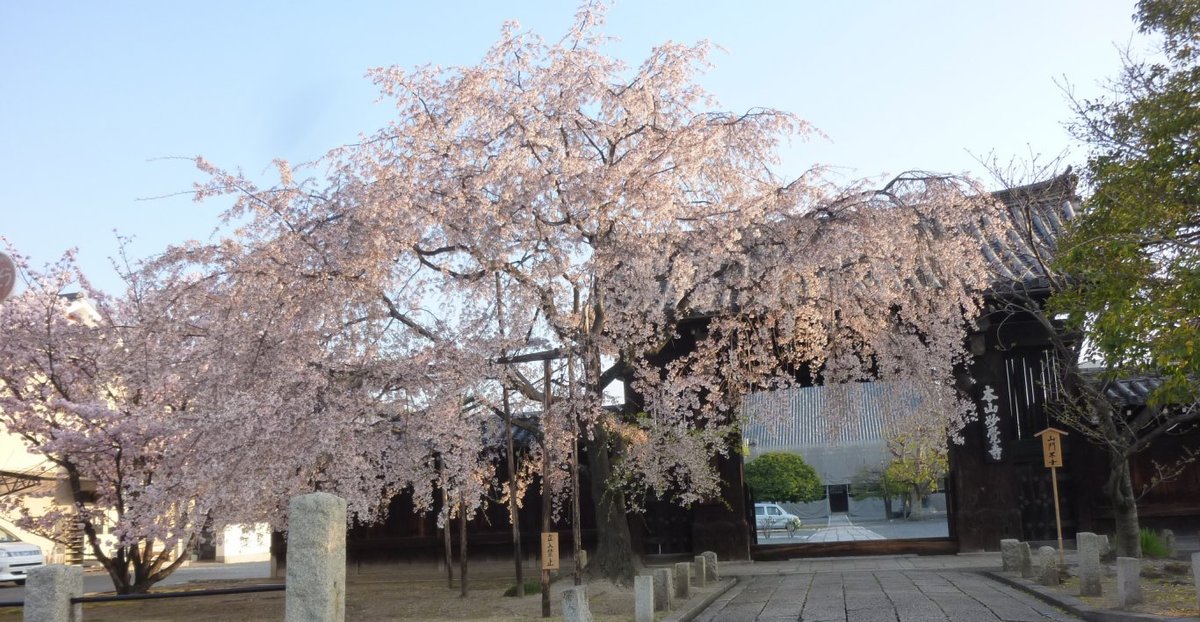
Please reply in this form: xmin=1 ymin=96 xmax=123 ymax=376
xmin=1035 ymin=427 xmax=1069 ymax=562
xmin=540 ymin=532 xmax=560 ymax=571
xmin=540 ymin=531 xmax=559 ymax=618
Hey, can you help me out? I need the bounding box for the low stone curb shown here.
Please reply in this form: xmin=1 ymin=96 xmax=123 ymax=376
xmin=661 ymin=577 xmax=738 ymax=622
xmin=982 ymin=571 xmax=1197 ymax=622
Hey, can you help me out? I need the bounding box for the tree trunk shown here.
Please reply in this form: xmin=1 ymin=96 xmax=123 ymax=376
xmin=497 ymin=276 xmax=524 ymax=595
xmin=541 ymin=359 xmax=552 ymax=618
xmin=569 ymin=354 xmax=583 ymax=587
xmin=442 ymin=475 xmax=453 ymax=589
xmin=908 ymin=488 xmax=923 ymax=520
xmin=1107 ymin=452 xmax=1142 ymax=558
xmin=459 ymin=494 xmax=468 ymax=598
xmin=502 ymin=389 xmax=524 ymax=595
xmin=882 ymin=496 xmax=893 ymax=520
xmin=584 ymin=424 xmax=635 ymax=586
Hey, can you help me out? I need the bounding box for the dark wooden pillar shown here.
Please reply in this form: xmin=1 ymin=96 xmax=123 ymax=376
xmin=691 ymin=445 xmax=751 ymax=560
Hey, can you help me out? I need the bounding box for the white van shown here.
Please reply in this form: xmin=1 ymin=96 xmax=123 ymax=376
xmin=754 ymin=502 xmax=801 ymax=533
xmin=0 ymin=526 xmax=44 ymax=585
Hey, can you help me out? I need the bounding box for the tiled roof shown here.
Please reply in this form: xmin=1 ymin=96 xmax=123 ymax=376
xmin=981 ymin=170 xmax=1080 ymax=290
xmin=1102 ymin=376 xmax=1164 ymax=406
xmin=742 ymin=383 xmax=891 ymax=448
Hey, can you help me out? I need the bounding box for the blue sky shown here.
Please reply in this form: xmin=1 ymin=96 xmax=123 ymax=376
xmin=1 ymin=1 xmax=1147 ymax=294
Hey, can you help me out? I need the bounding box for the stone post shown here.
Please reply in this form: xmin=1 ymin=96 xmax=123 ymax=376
xmin=1036 ymin=545 xmax=1060 ymax=586
xmin=1098 ymin=534 xmax=1112 ymax=561
xmin=1191 ymin=552 xmax=1199 ymax=611
xmin=285 ymin=492 xmax=347 ymax=622
xmin=692 ymin=555 xmax=708 ymax=588
xmin=1000 ymin=539 xmax=1020 ymax=572
xmin=673 ymin=561 xmax=691 ymax=599
xmin=634 ymin=575 xmax=654 ymax=622
xmin=1017 ymin=542 xmax=1034 ymax=578
xmin=702 ymin=551 xmax=719 ymax=581
xmin=1076 ymin=532 xmax=1102 ymax=597
xmin=653 ymin=567 xmax=674 ymax=611
xmin=23 ymin=565 xmax=82 ymax=622
xmin=562 ymin=586 xmax=593 ymax=622
xmin=1162 ymin=529 xmax=1176 ymax=557
xmin=1116 ymin=556 xmax=1142 ymax=607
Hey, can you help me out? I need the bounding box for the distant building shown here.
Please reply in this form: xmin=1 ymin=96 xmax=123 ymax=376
xmin=743 ymin=383 xmax=947 ymax=520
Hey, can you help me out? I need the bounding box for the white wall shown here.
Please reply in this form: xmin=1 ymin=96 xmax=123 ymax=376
xmin=215 ymin=523 xmax=271 ymax=563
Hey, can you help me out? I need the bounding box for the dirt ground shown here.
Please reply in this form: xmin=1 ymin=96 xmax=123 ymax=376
xmin=0 ymin=561 xmax=638 ymax=621
xmin=1052 ymin=557 xmax=1199 ymax=619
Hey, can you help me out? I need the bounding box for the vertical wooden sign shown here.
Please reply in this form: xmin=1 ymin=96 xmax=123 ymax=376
xmin=1035 ymin=427 xmax=1069 ymax=562
xmin=541 ymin=532 xmax=560 ymax=570
xmin=1039 ymin=427 xmax=1064 ymax=468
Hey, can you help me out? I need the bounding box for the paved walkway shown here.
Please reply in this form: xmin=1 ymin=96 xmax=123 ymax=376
xmin=695 ymin=554 xmax=1080 ymax=621
xmin=695 ymin=570 xmax=1081 ymax=621
xmin=805 ymin=513 xmax=885 ymax=543
xmin=724 ymin=553 xmax=1001 ymax=575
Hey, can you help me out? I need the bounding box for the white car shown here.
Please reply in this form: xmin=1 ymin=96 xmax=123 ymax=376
xmin=754 ymin=502 xmax=801 ymax=533
xmin=0 ymin=527 xmax=43 ymax=585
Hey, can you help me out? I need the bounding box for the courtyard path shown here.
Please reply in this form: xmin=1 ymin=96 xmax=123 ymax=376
xmin=694 ymin=569 xmax=1080 ymax=622
xmin=804 ymin=513 xmax=885 ymax=543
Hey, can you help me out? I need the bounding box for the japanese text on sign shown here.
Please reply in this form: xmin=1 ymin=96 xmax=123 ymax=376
xmin=540 ymin=532 xmax=559 ymax=571
xmin=1041 ymin=430 xmax=1063 ymax=468
xmin=980 ymin=385 xmax=1002 ymax=461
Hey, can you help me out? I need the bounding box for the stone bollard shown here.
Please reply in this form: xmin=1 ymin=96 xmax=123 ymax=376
xmin=562 ymin=586 xmax=593 ymax=622
xmin=285 ymin=492 xmax=348 ymax=622
xmin=1000 ymin=539 xmax=1020 ymax=572
xmin=673 ymin=561 xmax=691 ymax=600
xmin=1076 ymin=532 xmax=1102 ymax=597
xmin=24 ymin=565 xmax=82 ymax=622
xmin=692 ymin=555 xmax=708 ymax=587
xmin=1191 ymin=552 xmax=1199 ymax=611
xmin=634 ymin=575 xmax=654 ymax=622
xmin=1163 ymin=529 xmax=1176 ymax=557
xmin=702 ymin=550 xmax=719 ymax=582
xmin=1098 ymin=535 xmax=1113 ymax=561
xmin=1037 ymin=546 xmax=1060 ymax=586
xmin=1018 ymin=542 xmax=1034 ymax=579
xmin=653 ymin=567 xmax=674 ymax=611
xmin=1116 ymin=557 xmax=1142 ymax=607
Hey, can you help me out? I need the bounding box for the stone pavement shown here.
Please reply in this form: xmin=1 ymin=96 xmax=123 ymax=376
xmin=805 ymin=513 xmax=885 ymax=543
xmin=693 ymin=554 xmax=1082 ymax=621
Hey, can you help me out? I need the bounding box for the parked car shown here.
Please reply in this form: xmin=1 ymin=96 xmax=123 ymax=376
xmin=754 ymin=502 xmax=801 ymax=534
xmin=0 ymin=527 xmax=44 ymax=585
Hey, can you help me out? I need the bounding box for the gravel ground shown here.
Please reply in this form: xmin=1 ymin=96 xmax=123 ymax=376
xmin=0 ymin=561 xmax=637 ymax=621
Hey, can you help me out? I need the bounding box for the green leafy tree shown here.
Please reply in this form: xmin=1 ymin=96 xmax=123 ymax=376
xmin=883 ymin=450 xmax=947 ymax=520
xmin=874 ymin=425 xmax=948 ymax=520
xmin=1050 ymin=0 xmax=1200 ymax=556
xmin=1060 ymin=0 xmax=1200 ymax=401
xmin=850 ymin=464 xmax=906 ymax=519
xmin=744 ymin=452 xmax=823 ymax=503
